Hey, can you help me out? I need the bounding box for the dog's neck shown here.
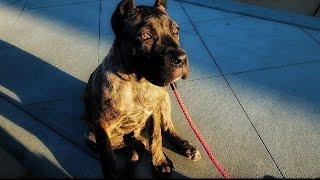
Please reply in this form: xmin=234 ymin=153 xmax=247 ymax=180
xmin=103 ymin=39 xmax=148 ymax=82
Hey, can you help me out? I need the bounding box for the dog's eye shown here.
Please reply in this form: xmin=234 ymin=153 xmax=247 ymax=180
xmin=140 ymin=32 xmax=152 ymax=40
xmin=172 ymin=27 xmax=179 ymax=35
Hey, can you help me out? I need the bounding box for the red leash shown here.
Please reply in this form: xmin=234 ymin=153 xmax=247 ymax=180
xmin=170 ymin=83 xmax=230 ymax=179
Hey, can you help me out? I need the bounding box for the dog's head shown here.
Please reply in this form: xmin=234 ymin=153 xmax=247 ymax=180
xmin=111 ymin=0 xmax=189 ymax=86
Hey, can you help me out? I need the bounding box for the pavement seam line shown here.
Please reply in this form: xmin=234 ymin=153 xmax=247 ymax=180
xmin=0 ymin=0 xmax=27 ymax=50
xmin=313 ymin=2 xmax=320 ymax=16
xmin=225 ymin=60 xmax=320 ymax=76
xmin=299 ymin=27 xmax=320 ymax=46
xmin=182 ymin=60 xmax=320 ymax=84
xmin=98 ymin=0 xmax=102 ymax=66
xmin=179 ymin=2 xmax=286 ymax=178
xmin=0 ymin=95 xmax=98 ymax=162
xmin=187 ymin=15 xmax=243 ymax=25
xmin=0 ymin=96 xmax=75 ymax=179
xmin=22 ymin=96 xmax=81 ymax=106
xmin=0 ymin=0 xmax=23 ymax=10
xmin=176 ymin=0 xmax=320 ymax=31
xmin=27 ymin=0 xmax=99 ymax=10
xmin=182 ymin=75 xmax=222 ymax=82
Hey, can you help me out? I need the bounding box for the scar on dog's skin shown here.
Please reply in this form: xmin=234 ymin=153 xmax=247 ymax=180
xmin=83 ymin=0 xmax=201 ymax=178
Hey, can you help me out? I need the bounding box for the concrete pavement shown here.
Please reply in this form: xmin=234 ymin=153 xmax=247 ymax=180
xmin=0 ymin=0 xmax=319 ymax=178
xmin=0 ymin=147 xmax=27 ymax=178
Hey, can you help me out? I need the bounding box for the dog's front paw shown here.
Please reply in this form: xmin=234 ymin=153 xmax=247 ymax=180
xmin=182 ymin=144 xmax=201 ymax=161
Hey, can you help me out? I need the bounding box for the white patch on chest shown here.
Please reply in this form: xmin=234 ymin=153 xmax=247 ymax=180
xmin=143 ymin=108 xmax=153 ymax=116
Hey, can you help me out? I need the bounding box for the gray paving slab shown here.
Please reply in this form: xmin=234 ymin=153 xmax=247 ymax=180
xmin=98 ymin=0 xmax=115 ymax=63
xmin=6 ymin=1 xmax=99 ymax=80
xmin=178 ymin=0 xmax=320 ymax=30
xmin=1 ymin=1 xmax=99 ymax=105
xmin=171 ymin=77 xmax=282 ymax=178
xmin=226 ymin=62 xmax=320 ymax=178
xmin=181 ymin=2 xmax=240 ymax=23
xmin=186 ymin=10 xmax=320 ymax=74
xmin=166 ymin=0 xmax=190 ymax=25
xmin=0 ymin=97 xmax=102 ymax=178
xmin=23 ymin=98 xmax=87 ymax=150
xmin=0 ymin=0 xmax=25 ymax=45
xmin=179 ymin=31 xmax=221 ymax=80
xmin=27 ymin=0 xmax=97 ymax=9
xmin=0 ymin=147 xmax=27 ymax=178
xmin=303 ymin=28 xmax=320 ymax=43
xmin=98 ymin=33 xmax=114 ymax=64
xmin=179 ymin=22 xmax=196 ymax=35
xmin=99 ymin=0 xmax=115 ymax=36
xmin=0 ymin=0 xmax=18 ymax=8
xmin=0 ymin=0 xmax=18 ymax=4
xmin=0 ymin=42 xmax=86 ymax=106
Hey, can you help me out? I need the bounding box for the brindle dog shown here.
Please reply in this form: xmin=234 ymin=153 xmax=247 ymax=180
xmin=84 ymin=0 xmax=201 ymax=177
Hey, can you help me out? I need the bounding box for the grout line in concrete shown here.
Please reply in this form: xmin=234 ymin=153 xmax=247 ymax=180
xmin=0 ymin=94 xmax=98 ymax=161
xmin=27 ymin=0 xmax=99 ymax=10
xmin=0 ymin=0 xmax=23 ymax=10
xmin=22 ymin=96 xmax=81 ymax=106
xmin=225 ymin=60 xmax=320 ymax=77
xmin=299 ymin=27 xmax=320 ymax=46
xmin=180 ymin=60 xmax=320 ymax=84
xmin=313 ymin=2 xmax=320 ymax=16
xmin=177 ymin=75 xmax=223 ymax=84
xmin=176 ymin=0 xmax=320 ymax=31
xmin=97 ymin=0 xmax=102 ymax=66
xmin=0 ymin=0 xmax=27 ymax=50
xmin=183 ymin=15 xmax=243 ymax=25
xmin=179 ymin=2 xmax=286 ymax=178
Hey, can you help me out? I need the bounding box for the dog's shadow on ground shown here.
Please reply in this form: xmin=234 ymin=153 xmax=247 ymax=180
xmin=0 ymin=39 xmax=188 ymax=178
xmin=0 ymin=39 xmax=90 ymax=177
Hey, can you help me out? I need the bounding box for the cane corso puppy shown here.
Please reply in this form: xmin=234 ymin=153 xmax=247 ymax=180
xmin=84 ymin=0 xmax=201 ymax=177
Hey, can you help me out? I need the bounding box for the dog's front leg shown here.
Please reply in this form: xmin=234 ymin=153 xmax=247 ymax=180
xmin=161 ymin=93 xmax=201 ymax=161
xmin=150 ymin=108 xmax=174 ymax=175
xmin=94 ymin=123 xmax=118 ymax=178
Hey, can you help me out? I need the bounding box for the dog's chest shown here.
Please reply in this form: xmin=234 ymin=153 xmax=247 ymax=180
xmin=111 ymin=81 xmax=165 ymax=134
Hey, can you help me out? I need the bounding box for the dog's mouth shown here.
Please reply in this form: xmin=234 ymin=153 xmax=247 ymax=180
xmin=149 ymin=71 xmax=186 ymax=87
xmin=173 ymin=70 xmax=188 ymax=82
xmin=147 ymin=60 xmax=190 ymax=87
xmin=173 ymin=76 xmax=181 ymax=82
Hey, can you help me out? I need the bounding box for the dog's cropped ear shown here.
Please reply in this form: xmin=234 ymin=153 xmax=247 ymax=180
xmin=154 ymin=0 xmax=167 ymax=12
xmin=118 ymin=0 xmax=135 ymax=18
xmin=111 ymin=0 xmax=135 ymax=36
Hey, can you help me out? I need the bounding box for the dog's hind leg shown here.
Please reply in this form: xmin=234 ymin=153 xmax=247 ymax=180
xmin=123 ymin=133 xmax=147 ymax=164
xmin=161 ymin=93 xmax=201 ymax=161
xmin=85 ymin=129 xmax=98 ymax=152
